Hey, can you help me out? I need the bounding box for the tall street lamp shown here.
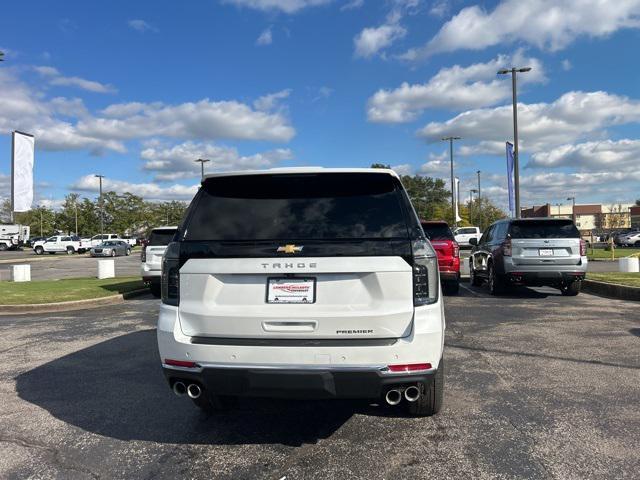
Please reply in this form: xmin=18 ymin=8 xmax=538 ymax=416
xmin=95 ymin=175 xmax=105 ymax=238
xmin=555 ymin=202 xmax=562 ymax=217
xmin=470 ymin=189 xmax=478 ymax=226
xmin=567 ymin=196 xmax=576 ymax=224
xmin=442 ymin=136 xmax=461 ymax=227
xmin=476 ymin=170 xmax=482 ymax=230
xmin=195 ymin=158 xmax=210 ymax=181
xmin=498 ymin=66 xmax=531 ymax=218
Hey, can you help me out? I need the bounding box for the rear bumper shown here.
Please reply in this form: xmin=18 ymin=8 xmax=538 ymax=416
xmin=162 ymin=365 xmax=435 ymax=399
xmin=439 ymin=271 xmax=459 ymax=281
xmin=505 ymin=271 xmax=585 ymax=286
xmin=141 ymin=263 xmax=161 ymax=282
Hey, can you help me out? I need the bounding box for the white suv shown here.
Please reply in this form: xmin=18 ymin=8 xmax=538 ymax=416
xmin=141 ymin=226 xmax=178 ymax=297
xmin=157 ymin=168 xmax=445 ymax=416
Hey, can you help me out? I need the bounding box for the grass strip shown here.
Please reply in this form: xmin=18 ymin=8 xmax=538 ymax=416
xmin=0 ymin=276 xmax=144 ymax=305
xmin=587 ymin=273 xmax=640 ymax=288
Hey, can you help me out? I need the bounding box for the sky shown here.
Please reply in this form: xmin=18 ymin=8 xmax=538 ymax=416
xmin=0 ymin=0 xmax=639 ymax=212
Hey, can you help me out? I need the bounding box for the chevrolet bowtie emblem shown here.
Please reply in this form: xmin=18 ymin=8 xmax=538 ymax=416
xmin=277 ymin=244 xmax=303 ymax=254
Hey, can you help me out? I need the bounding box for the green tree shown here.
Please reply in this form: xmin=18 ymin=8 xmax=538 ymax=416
xmin=14 ymin=205 xmax=57 ymax=237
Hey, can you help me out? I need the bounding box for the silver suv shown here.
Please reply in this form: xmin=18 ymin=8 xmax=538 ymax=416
xmin=469 ymin=218 xmax=587 ymax=296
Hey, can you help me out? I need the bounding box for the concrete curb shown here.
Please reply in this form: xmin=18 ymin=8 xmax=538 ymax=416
xmin=582 ymin=280 xmax=640 ymax=302
xmin=0 ymin=288 xmax=150 ymax=315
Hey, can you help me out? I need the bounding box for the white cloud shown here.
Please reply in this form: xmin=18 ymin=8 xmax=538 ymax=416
xmin=561 ymin=59 xmax=572 ymax=71
xmin=419 ymin=151 xmax=450 ymax=176
xmin=33 ymin=66 xmax=116 ymax=94
xmin=402 ymin=0 xmax=640 ymax=60
xmin=222 ymin=0 xmax=332 ymax=13
xmin=341 ymin=0 xmax=364 ymax=11
xmin=390 ymin=163 xmax=413 ymax=175
xmin=140 ymin=141 xmax=294 ymax=181
xmin=528 ymin=139 xmax=640 ymax=171
xmin=128 ymin=19 xmax=157 ymax=32
xmin=72 ymin=175 xmax=199 ymax=201
xmin=254 ymin=89 xmax=291 ymax=111
xmin=367 ymin=51 xmax=545 ymax=123
xmin=0 ymin=67 xmax=295 ymax=155
xmin=429 ymin=0 xmax=448 ymax=17
xmin=256 ymin=26 xmax=273 ymax=46
xmin=354 ymin=16 xmax=406 ymax=58
xmin=417 ymin=90 xmax=640 ymax=153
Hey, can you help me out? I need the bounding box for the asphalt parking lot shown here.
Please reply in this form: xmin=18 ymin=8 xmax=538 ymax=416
xmin=1 ymin=286 xmax=638 ymax=479
xmin=0 ymin=251 xmax=140 ymax=280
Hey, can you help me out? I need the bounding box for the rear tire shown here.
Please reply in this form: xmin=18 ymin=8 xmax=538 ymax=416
xmin=0 ymin=243 xmax=7 ymax=251
xmin=561 ymin=280 xmax=581 ymax=296
xmin=66 ymin=246 xmax=74 ymax=255
xmin=150 ymin=282 xmax=161 ymax=298
xmin=488 ymin=263 xmax=505 ymax=295
xmin=443 ymin=279 xmax=459 ymax=295
xmin=126 ymin=248 xmax=131 ymax=256
xmin=406 ymin=357 xmax=444 ymax=417
xmin=469 ymin=261 xmax=482 ymax=286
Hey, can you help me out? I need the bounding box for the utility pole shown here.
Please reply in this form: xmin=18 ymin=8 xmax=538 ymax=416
xmin=40 ymin=208 xmax=43 ymax=236
xmin=195 ymin=158 xmax=210 ymax=181
xmin=74 ymin=199 xmax=78 ymax=236
xmin=476 ymin=170 xmax=482 ymax=230
xmin=442 ymin=136 xmax=461 ymax=227
xmin=470 ymin=189 xmax=478 ymax=226
xmin=498 ymin=67 xmax=531 ymax=218
xmin=95 ymin=175 xmax=105 ymax=238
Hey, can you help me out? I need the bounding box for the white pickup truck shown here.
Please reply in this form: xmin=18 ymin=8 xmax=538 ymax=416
xmin=454 ymin=226 xmax=482 ymax=247
xmin=33 ymin=235 xmax=84 ymax=255
xmin=82 ymin=234 xmax=120 ymax=248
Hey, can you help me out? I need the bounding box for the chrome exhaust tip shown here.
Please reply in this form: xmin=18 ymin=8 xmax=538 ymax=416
xmin=172 ymin=381 xmax=186 ymax=396
xmin=385 ymin=389 xmax=402 ymax=406
xmin=404 ymin=385 xmax=420 ymax=402
xmin=187 ymin=383 xmax=202 ymax=399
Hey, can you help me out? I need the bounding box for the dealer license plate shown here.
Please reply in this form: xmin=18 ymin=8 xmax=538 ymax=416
xmin=267 ymin=278 xmax=316 ymax=304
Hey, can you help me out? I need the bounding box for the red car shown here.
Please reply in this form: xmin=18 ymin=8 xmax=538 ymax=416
xmin=421 ymin=220 xmax=460 ymax=295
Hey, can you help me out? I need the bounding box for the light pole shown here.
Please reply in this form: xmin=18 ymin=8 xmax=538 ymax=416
xmin=95 ymin=175 xmax=105 ymax=238
xmin=442 ymin=136 xmax=461 ymax=227
xmin=74 ymin=199 xmax=78 ymax=236
xmin=555 ymin=202 xmax=562 ymax=217
xmin=498 ymin=66 xmax=531 ymax=218
xmin=567 ymin=196 xmax=576 ymax=224
xmin=470 ymin=189 xmax=478 ymax=226
xmin=195 ymin=158 xmax=210 ymax=181
xmin=39 ymin=207 xmax=43 ymax=236
xmin=476 ymin=170 xmax=482 ymax=230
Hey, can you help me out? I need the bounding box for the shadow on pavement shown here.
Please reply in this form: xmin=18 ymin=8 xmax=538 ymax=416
xmin=630 ymin=328 xmax=640 ymax=337
xmin=16 ymin=329 xmax=355 ymax=447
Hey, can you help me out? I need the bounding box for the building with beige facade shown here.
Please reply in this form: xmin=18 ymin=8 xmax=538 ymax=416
xmin=521 ymin=203 xmax=636 ymax=233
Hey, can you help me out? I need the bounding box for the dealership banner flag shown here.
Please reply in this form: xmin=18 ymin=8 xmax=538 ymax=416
xmin=11 ymin=131 xmax=35 ymax=212
xmin=454 ymin=177 xmax=462 ymax=222
xmin=506 ymin=141 xmax=515 ymax=215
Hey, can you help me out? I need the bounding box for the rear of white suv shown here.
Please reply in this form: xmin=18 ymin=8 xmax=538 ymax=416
xmin=157 ymin=168 xmax=445 ymax=416
xmin=141 ymin=226 xmax=178 ymax=297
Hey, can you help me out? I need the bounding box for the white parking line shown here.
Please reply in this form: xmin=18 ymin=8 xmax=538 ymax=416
xmin=460 ymin=282 xmax=482 ymax=297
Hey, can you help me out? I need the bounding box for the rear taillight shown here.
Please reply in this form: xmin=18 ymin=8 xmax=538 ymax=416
xmin=387 ymin=363 xmax=432 ymax=373
xmin=161 ymin=242 xmax=180 ymax=306
xmin=141 ymin=245 xmax=147 ymax=262
xmin=412 ymin=240 xmax=439 ymax=306
xmin=502 ymin=237 xmax=512 ymax=257
xmin=580 ymin=239 xmax=587 ymax=256
xmin=453 ymin=242 xmax=460 ymax=258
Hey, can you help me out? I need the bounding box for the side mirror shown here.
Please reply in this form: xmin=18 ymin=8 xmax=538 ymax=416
xmin=469 ymin=238 xmax=478 ymax=246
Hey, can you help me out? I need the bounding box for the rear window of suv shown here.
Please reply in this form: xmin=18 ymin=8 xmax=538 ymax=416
xmin=148 ymin=229 xmax=177 ymax=246
xmin=508 ymin=220 xmax=580 ymax=239
xmin=184 ymin=173 xmax=409 ymax=241
xmin=421 ymin=223 xmax=454 ymax=241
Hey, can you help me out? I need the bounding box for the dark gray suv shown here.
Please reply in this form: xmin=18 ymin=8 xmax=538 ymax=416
xmin=469 ymin=218 xmax=588 ymax=296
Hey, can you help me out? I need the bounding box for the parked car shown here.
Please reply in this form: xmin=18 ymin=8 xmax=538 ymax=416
xmin=141 ymin=226 xmax=178 ymax=297
xmin=158 ymin=168 xmax=445 ymax=416
xmin=421 ymin=220 xmax=460 ymax=295
xmin=33 ymin=235 xmax=84 ymax=255
xmin=26 ymin=236 xmax=46 ymax=247
xmin=469 ymin=218 xmax=587 ymax=296
xmin=612 ymin=229 xmax=637 ymax=246
xmin=83 ymin=234 xmax=120 ymax=248
xmin=454 ymin=226 xmax=482 ymax=247
xmin=618 ymin=231 xmax=640 ymax=247
xmin=90 ymin=240 xmax=131 ymax=257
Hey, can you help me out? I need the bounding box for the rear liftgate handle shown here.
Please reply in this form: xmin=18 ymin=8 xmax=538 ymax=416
xmin=262 ymin=321 xmax=317 ymax=333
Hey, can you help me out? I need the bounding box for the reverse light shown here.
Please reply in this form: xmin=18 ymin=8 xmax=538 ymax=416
xmin=387 ymin=363 xmax=432 ymax=373
xmin=164 ymin=359 xmax=197 ymax=368
xmin=502 ymin=237 xmax=512 ymax=257
xmin=580 ymin=239 xmax=587 ymax=256
xmin=141 ymin=245 xmax=147 ymax=263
